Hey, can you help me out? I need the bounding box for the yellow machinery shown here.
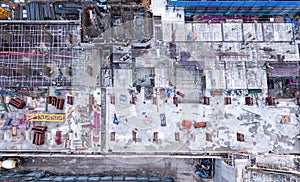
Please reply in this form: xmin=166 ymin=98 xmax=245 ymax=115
xmin=0 ymin=7 xmax=12 ymax=19
xmin=142 ymin=0 xmax=151 ymax=7
xmin=25 ymin=113 xmax=66 ymax=122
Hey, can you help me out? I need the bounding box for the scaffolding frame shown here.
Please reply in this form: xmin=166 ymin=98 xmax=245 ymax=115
xmin=266 ymin=61 xmax=300 ymax=98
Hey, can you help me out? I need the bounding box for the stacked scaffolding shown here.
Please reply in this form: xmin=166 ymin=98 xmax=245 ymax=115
xmin=0 ymin=20 xmax=84 ymax=87
xmin=245 ymin=170 xmax=300 ymax=182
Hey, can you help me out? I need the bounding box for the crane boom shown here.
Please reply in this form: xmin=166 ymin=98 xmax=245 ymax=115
xmin=25 ymin=113 xmax=66 ymax=122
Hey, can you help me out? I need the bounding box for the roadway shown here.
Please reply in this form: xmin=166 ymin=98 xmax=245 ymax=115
xmin=0 ymin=154 xmax=215 ymax=181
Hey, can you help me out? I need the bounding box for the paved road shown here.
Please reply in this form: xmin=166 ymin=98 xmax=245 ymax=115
xmin=8 ymin=156 xmax=204 ymax=181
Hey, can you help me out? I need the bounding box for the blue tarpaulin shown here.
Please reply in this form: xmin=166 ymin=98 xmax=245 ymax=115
xmin=169 ymin=1 xmax=300 ymax=7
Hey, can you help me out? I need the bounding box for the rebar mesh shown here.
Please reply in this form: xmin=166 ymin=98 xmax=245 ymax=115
xmin=0 ymin=20 xmax=84 ymax=87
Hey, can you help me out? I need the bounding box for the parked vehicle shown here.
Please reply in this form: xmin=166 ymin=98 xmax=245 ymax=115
xmin=0 ymin=158 xmax=22 ymax=169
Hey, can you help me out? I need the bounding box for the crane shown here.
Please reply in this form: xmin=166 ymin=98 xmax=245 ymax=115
xmin=0 ymin=7 xmax=12 ymax=19
xmin=25 ymin=114 xmax=66 ymax=122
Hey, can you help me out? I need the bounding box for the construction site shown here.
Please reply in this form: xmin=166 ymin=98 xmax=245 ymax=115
xmin=0 ymin=0 xmax=298 ymax=181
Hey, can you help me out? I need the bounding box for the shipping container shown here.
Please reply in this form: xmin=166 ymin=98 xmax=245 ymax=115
xmin=245 ymin=97 xmax=253 ymax=105
xmin=206 ymin=133 xmax=212 ymax=142
xmin=67 ymin=96 xmax=74 ymax=105
xmin=203 ymin=96 xmax=210 ymax=105
xmin=131 ymin=95 xmax=136 ymax=105
xmin=237 ymin=132 xmax=245 ymax=142
xmin=194 ymin=122 xmax=207 ymax=128
xmin=33 ymin=131 xmax=45 ymax=145
xmin=132 ymin=130 xmax=137 ymax=143
xmin=55 ymin=131 xmax=62 ymax=145
xmin=182 ymin=120 xmax=192 ymax=130
xmin=56 ymin=98 xmax=65 ymax=110
xmin=9 ymin=98 xmax=26 ymax=109
xmin=265 ymin=97 xmax=275 ymax=106
xmin=224 ymin=97 xmax=231 ymax=105
xmin=176 ymin=91 xmax=185 ymax=98
xmin=153 ymin=132 xmax=158 ymax=143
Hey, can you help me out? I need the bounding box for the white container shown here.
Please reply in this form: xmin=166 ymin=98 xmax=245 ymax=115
xmin=5 ymin=96 xmax=11 ymax=104
xmin=25 ymin=131 xmax=31 ymax=141
xmin=4 ymin=132 xmax=11 ymax=141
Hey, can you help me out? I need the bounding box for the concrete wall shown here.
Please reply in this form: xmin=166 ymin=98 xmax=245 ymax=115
xmin=214 ymin=159 xmax=236 ymax=182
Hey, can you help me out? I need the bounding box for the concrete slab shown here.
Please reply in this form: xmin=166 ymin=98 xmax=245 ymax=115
xmin=243 ymin=23 xmax=264 ymax=41
xmin=222 ymin=23 xmax=243 ymax=41
xmin=114 ymin=69 xmax=133 ymax=88
xmin=194 ymin=24 xmax=222 ymax=41
xmin=205 ymin=69 xmax=226 ymax=90
xmin=1 ymin=9 xmax=300 ymax=156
